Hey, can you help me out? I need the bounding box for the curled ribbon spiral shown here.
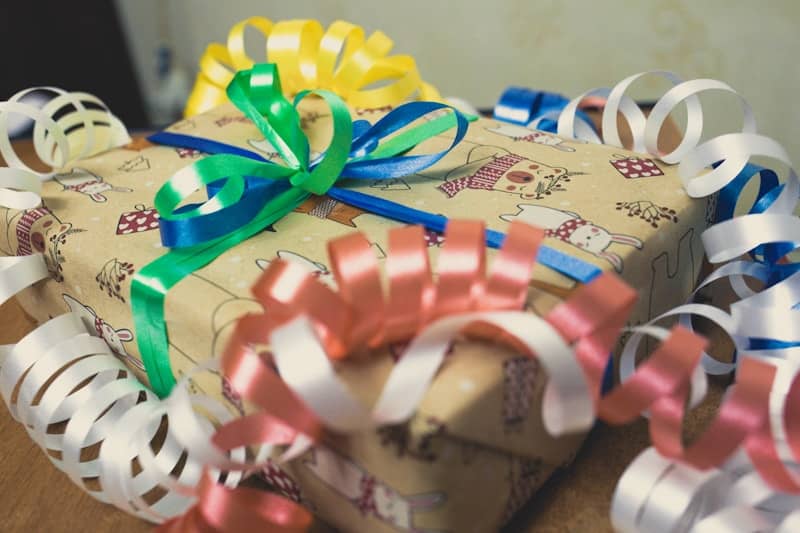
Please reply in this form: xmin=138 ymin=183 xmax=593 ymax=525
xmin=185 ymin=17 xmax=441 ymax=117
xmin=161 ymin=219 xmax=709 ymax=531
xmin=0 ymin=89 xmax=287 ymax=526
xmin=0 ymin=251 xmax=266 ymax=524
xmin=0 ymin=87 xmax=130 ymax=209
xmin=0 ymin=89 xmax=133 ymax=442
xmin=555 ymin=72 xmax=800 ymax=531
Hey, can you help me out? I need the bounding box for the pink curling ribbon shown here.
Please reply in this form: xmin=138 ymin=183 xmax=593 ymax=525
xmin=169 ymin=219 xmax=709 ymax=532
xmin=555 ymin=72 xmax=800 ymax=531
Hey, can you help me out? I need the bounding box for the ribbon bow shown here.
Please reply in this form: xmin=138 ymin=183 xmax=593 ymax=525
xmin=185 ymin=17 xmax=441 ymax=117
xmin=161 ymin=220 xmax=708 ymax=533
xmin=133 ymin=62 xmax=468 ymax=397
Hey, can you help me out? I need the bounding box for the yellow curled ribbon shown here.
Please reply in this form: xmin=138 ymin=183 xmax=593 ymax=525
xmin=185 ymin=17 xmax=442 ymax=117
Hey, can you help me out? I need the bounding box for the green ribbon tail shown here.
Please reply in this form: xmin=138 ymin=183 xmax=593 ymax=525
xmin=131 ymin=187 xmax=308 ymax=397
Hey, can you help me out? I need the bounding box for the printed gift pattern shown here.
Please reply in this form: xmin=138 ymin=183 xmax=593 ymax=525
xmin=501 ymin=205 xmax=643 ymax=272
xmin=0 ymin=99 xmax=710 ymax=533
xmin=2 ymin=204 xmax=83 ymax=281
xmin=303 ymin=447 xmax=446 ymax=533
xmin=610 ymin=154 xmax=664 ymax=179
xmin=438 ymin=153 xmax=570 ymax=199
xmin=116 ymin=205 xmax=160 ymax=235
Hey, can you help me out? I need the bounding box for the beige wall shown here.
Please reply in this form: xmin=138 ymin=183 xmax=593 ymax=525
xmin=116 ymin=0 xmax=800 ymax=159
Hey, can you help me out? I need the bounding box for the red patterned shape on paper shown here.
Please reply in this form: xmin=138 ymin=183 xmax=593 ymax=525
xmin=116 ymin=205 xmax=160 ymax=235
xmin=610 ymin=156 xmax=664 ymax=179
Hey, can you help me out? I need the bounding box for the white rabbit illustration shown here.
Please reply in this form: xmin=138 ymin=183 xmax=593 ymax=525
xmin=303 ymin=446 xmax=446 ymax=533
xmin=486 ymin=124 xmax=576 ymax=152
xmin=54 ymin=168 xmax=132 ymax=203
xmin=501 ymin=204 xmax=642 ymax=272
xmin=62 ymin=294 xmax=142 ymax=370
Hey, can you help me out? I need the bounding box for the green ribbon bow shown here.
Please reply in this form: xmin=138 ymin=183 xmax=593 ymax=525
xmin=131 ymin=63 xmax=467 ymax=397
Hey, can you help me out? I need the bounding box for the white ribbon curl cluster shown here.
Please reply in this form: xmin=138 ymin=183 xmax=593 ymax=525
xmin=555 ymin=72 xmax=800 ymax=532
xmin=0 ymin=89 xmax=270 ymax=524
xmin=0 ymin=87 xmax=131 ymax=208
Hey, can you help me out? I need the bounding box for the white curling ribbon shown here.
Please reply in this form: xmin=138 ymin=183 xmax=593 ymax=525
xmin=0 ymin=253 xmax=272 ymax=524
xmin=0 ymin=255 xmax=49 ymax=306
xmin=555 ymin=72 xmax=800 ymax=532
xmin=0 ymin=87 xmax=274 ymax=521
xmin=612 ymin=451 xmax=800 ymax=533
xmin=271 ymin=311 xmax=594 ymax=436
xmin=0 ymin=86 xmax=130 ymax=209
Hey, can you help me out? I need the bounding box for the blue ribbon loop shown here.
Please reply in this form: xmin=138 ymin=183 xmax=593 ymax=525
xmin=493 ymin=86 xmax=596 ymax=134
xmin=148 ymin=128 xmax=603 ymax=284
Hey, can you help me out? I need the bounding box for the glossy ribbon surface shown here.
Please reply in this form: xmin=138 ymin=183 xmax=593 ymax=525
xmin=493 ymin=85 xmax=600 ymax=135
xmin=146 ymin=131 xmax=604 ymax=283
xmin=0 ymin=99 xmax=303 ymax=529
xmin=133 ymin=62 xmax=468 ymax=398
xmin=171 ymin=219 xmax=711 ymax=532
xmin=185 ymin=17 xmax=441 ymax=117
xmin=0 ymin=251 xmax=276 ymax=524
xmin=554 ymin=72 xmax=800 ymax=531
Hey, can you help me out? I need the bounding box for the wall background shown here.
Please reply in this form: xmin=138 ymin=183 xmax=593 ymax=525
xmin=115 ymin=0 xmax=800 ymax=158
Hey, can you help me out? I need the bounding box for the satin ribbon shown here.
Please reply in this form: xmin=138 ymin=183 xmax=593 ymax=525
xmin=0 ymin=137 xmax=301 ymax=530
xmin=0 ymin=86 xmax=308 ymax=529
xmin=132 ymin=62 xmax=469 ymax=398
xmin=0 ymin=255 xmax=314 ymax=528
xmin=553 ymin=72 xmax=800 ymax=531
xmin=185 ymin=17 xmax=441 ymax=117
xmin=493 ymin=85 xmax=600 ymax=135
xmin=166 ymin=218 xmax=709 ymax=532
xmin=146 ymin=131 xmax=604 ymax=283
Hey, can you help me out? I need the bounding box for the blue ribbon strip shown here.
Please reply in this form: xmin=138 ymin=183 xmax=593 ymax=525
xmin=493 ymin=86 xmax=596 ymax=133
xmin=714 ymin=160 xmax=800 ymax=351
xmin=148 ymin=130 xmax=603 ymax=284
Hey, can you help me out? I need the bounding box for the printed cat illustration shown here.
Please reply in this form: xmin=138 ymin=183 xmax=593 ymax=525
xmin=501 ymin=204 xmax=642 ymax=272
xmin=486 ymin=124 xmax=577 ymax=152
xmin=256 ymin=250 xmax=333 ymax=285
xmin=1 ymin=205 xmax=83 ymax=281
xmin=62 ymin=294 xmax=142 ymax=371
xmin=303 ymin=446 xmax=447 ymax=533
xmin=54 ymin=168 xmax=132 ymax=202
xmin=256 ymin=246 xmax=386 ymax=287
xmin=648 ymin=228 xmax=698 ymax=323
xmin=248 ymin=137 xmax=322 ymax=162
xmin=437 ymin=145 xmax=575 ymax=200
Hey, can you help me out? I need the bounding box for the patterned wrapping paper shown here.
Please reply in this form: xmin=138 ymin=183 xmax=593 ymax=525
xmin=0 ymin=100 xmax=711 ymax=532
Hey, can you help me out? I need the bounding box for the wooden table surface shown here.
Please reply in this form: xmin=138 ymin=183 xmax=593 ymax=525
xmin=0 ymin=115 xmax=724 ymax=533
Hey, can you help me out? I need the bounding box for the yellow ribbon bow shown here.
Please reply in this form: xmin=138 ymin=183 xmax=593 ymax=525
xmin=184 ymin=17 xmax=442 ymax=117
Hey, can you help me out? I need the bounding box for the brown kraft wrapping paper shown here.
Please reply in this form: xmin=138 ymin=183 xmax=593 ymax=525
xmin=0 ymin=101 xmax=712 ymax=532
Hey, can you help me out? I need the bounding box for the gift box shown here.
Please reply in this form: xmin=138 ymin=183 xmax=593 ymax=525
xmin=0 ymin=96 xmax=711 ymax=532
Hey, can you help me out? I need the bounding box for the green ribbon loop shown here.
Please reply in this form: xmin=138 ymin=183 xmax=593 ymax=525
xmin=132 ymin=63 xmax=464 ymax=397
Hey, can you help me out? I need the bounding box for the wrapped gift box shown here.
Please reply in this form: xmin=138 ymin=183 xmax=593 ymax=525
xmin=0 ymin=99 xmax=711 ymax=532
